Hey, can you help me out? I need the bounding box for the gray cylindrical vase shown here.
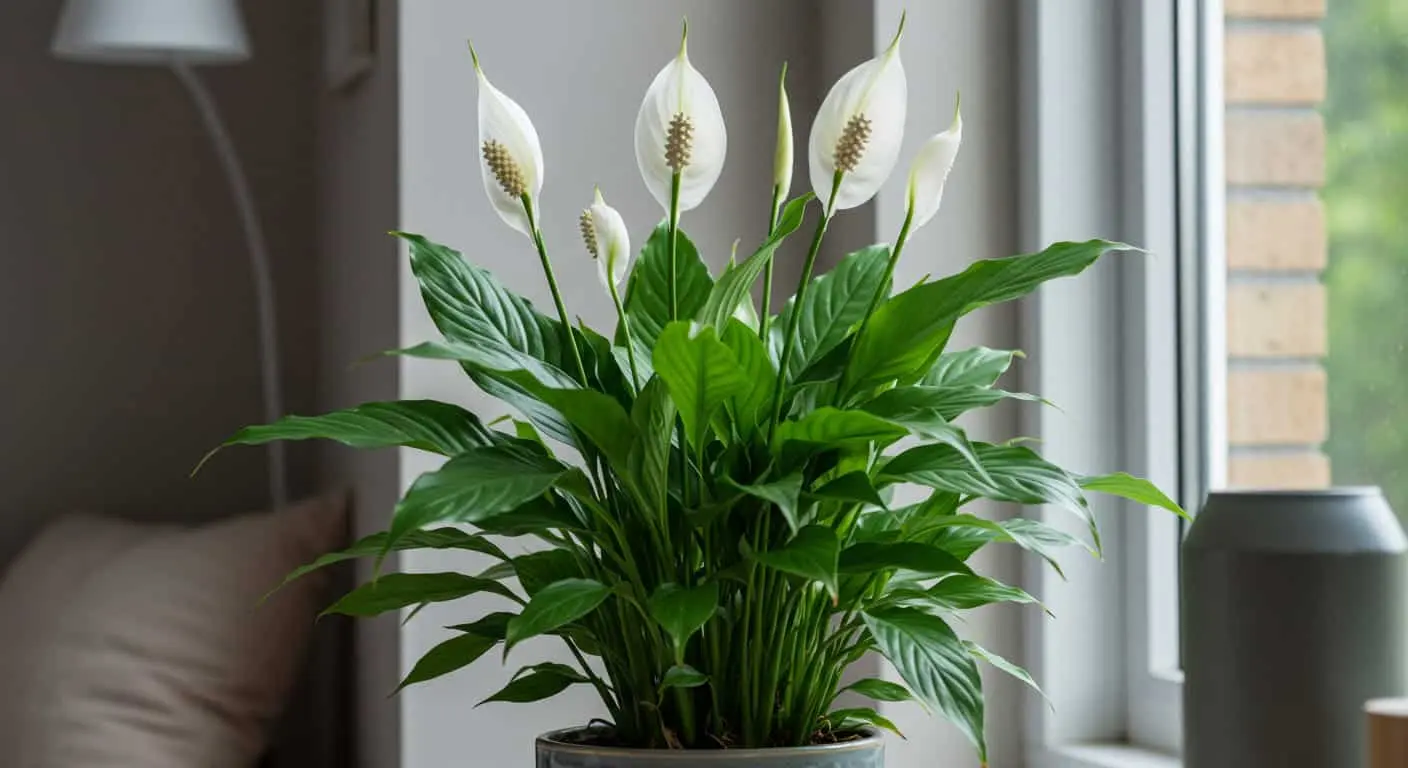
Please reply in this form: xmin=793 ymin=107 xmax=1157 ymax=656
xmin=1183 ymin=488 xmax=1408 ymax=768
xmin=536 ymin=728 xmax=884 ymax=768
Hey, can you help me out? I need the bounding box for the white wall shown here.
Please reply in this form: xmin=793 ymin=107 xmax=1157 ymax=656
xmin=370 ymin=2 xmax=1026 ymax=766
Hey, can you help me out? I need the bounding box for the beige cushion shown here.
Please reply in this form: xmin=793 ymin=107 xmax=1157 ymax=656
xmin=0 ymin=494 xmax=347 ymax=768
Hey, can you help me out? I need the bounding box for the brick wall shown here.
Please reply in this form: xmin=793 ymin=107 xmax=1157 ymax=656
xmin=1223 ymin=0 xmax=1330 ymax=489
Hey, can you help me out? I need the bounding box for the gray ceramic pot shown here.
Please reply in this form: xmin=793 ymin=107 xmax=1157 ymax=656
xmin=535 ymin=728 xmax=884 ymax=768
xmin=1183 ymin=488 xmax=1408 ymax=768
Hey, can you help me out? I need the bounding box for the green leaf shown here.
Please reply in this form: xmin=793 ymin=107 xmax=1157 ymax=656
xmin=505 ymin=578 xmax=611 ymax=652
xmin=659 ymin=664 xmax=709 ymax=692
xmin=623 ymin=223 xmax=712 ymax=349
xmin=648 ymin=582 xmax=719 ymax=652
xmin=274 ymin=528 xmax=507 ymax=595
xmin=472 ymin=496 xmax=586 ymax=537
xmin=323 ymin=572 xmax=519 ymax=617
xmin=841 ymin=678 xmax=916 ymax=704
xmin=863 ymin=607 xmax=986 ymax=758
xmin=912 ymin=515 xmax=1085 ymax=578
xmin=532 ymin=387 xmax=637 ymax=470
xmin=628 ymin=378 xmax=676 ymax=513
xmin=773 ymin=407 xmax=908 ymax=453
xmin=845 ymin=240 xmax=1134 ymax=393
xmin=720 ymin=319 xmax=777 ymax=440
xmin=966 ymin=640 xmax=1047 ymax=704
xmin=926 ymin=574 xmax=1039 ymax=610
xmin=389 ymin=447 xmax=566 ymax=547
xmin=396 ymin=632 xmax=496 ymax=692
xmin=696 ymin=195 xmax=812 ymax=329
xmin=839 ymin=542 xmax=974 ymax=577
xmin=1079 ymin=472 xmax=1188 ymax=519
xmin=749 ymin=524 xmax=839 ymax=599
xmin=728 ymin=474 xmax=805 ymax=533
xmin=825 ymin=707 xmax=904 ymax=738
xmin=447 ymin=611 xmax=516 ymax=640
xmin=922 ymin=347 xmax=1023 ymax=388
xmin=881 ymin=443 xmax=1097 ymax=549
xmin=477 ymin=664 xmax=584 ymax=706
xmin=858 ymin=390 xmax=991 ymax=481
xmin=511 ymin=550 xmax=581 ymax=597
xmin=810 ymin=471 xmax=887 ymax=509
xmin=652 ymin=322 xmax=747 ymax=451
xmin=775 ymin=244 xmax=891 ymax=380
xmin=206 ymin=400 xmax=494 ymax=471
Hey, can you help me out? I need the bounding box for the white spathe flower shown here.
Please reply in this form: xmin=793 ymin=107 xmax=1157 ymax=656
xmin=906 ymin=98 xmax=963 ymax=232
xmin=634 ymin=22 xmax=728 ymax=214
xmin=472 ymin=45 xmax=545 ymax=237
xmin=807 ymin=15 xmax=907 ymax=214
xmin=581 ymin=188 xmax=632 ymax=294
xmin=773 ymin=62 xmax=793 ymax=202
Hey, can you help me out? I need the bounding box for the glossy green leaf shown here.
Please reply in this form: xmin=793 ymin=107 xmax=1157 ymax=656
xmin=775 ymin=244 xmax=891 ymax=380
xmin=728 ymin=474 xmax=804 ymax=533
xmin=922 ymin=347 xmax=1023 ymax=388
xmin=966 ymin=640 xmax=1047 ymax=703
xmin=926 ymin=574 xmax=1039 ymax=610
xmin=648 ymin=582 xmax=719 ymax=652
xmin=623 ymin=223 xmax=712 ymax=349
xmin=652 ymin=322 xmax=747 ymax=451
xmin=863 ymin=607 xmax=985 ymax=758
xmin=825 ymin=707 xmax=904 ymax=738
xmin=532 ymin=387 xmax=637 ymax=470
xmin=881 ymin=443 xmax=1097 ymax=549
xmin=810 ymin=471 xmax=887 ymax=509
xmin=773 ymin=408 xmax=908 ymax=453
xmin=838 ymin=542 xmax=974 ymax=577
xmin=841 ymin=678 xmax=915 ymax=704
xmin=720 ymin=319 xmax=777 ymax=439
xmin=388 ymin=447 xmax=566 ymax=547
xmin=628 ymin=377 xmax=676 ymax=513
xmin=696 ymin=195 xmax=812 ymax=329
xmin=471 ymin=496 xmax=585 ymax=537
xmin=207 ymin=400 xmax=494 ymax=470
xmin=505 ymin=578 xmax=611 ymax=652
xmin=447 ymin=611 xmax=516 ymax=640
xmin=1079 ymin=472 xmax=1188 ymax=519
xmin=396 ymin=632 xmax=496 ymax=692
xmin=858 ymin=390 xmax=991 ymax=480
xmin=275 ymin=528 xmax=507 ymax=594
xmin=749 ymin=524 xmax=839 ymax=599
xmin=845 ymin=240 xmax=1134 ymax=393
xmin=660 ymin=664 xmax=709 ymax=692
xmin=478 ymin=664 xmax=584 ymax=706
xmin=511 ymin=550 xmax=581 ymax=597
xmin=323 ymin=572 xmax=519 ymax=617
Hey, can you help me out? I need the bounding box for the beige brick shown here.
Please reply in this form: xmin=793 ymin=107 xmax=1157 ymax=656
xmin=1227 ymin=283 xmax=1326 ymax=357
xmin=1226 ymin=0 xmax=1325 ymax=19
xmin=1227 ymin=199 xmax=1327 ymax=271
xmin=1226 ymin=112 xmax=1325 ymax=186
xmin=1226 ymin=31 xmax=1325 ymax=104
xmin=1228 ymin=452 xmax=1331 ymax=488
xmin=1228 ymin=368 xmax=1327 ymax=444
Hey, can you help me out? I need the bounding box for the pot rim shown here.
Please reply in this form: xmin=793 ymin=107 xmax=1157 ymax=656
xmin=535 ymin=727 xmax=883 ymax=760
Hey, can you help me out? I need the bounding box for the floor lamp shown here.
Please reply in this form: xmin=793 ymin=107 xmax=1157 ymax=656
xmin=52 ymin=0 xmax=287 ymax=511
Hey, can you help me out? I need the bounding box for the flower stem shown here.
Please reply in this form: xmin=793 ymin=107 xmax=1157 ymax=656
xmin=668 ymin=172 xmax=682 ymax=321
xmin=836 ymin=203 xmax=915 ymax=400
xmin=767 ymin=175 xmax=841 ymax=443
xmin=608 ymin=279 xmax=641 ymax=390
xmin=759 ymin=184 xmax=784 ymax=341
xmin=521 ymin=195 xmax=588 ymax=385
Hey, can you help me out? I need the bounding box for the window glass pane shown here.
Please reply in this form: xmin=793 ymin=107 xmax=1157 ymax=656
xmin=1220 ymin=2 xmax=1408 ymax=517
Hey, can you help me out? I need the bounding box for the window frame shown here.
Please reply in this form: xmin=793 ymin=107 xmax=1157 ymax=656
xmin=1020 ymin=0 xmax=1223 ymax=763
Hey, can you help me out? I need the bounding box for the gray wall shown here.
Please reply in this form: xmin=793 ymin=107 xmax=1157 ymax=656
xmin=0 ymin=0 xmax=318 ymax=563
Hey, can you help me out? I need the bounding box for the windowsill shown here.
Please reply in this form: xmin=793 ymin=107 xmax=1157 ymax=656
xmin=1031 ymin=744 xmax=1181 ymax=768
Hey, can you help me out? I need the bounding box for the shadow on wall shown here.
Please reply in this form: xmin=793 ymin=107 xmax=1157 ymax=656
xmin=0 ymin=0 xmax=319 ymax=563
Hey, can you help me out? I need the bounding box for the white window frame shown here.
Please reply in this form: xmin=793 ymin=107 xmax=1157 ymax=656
xmin=1020 ymin=0 xmax=1223 ymax=765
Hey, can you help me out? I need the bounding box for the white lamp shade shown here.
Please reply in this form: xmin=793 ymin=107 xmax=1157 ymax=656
xmin=52 ymin=0 xmax=250 ymax=65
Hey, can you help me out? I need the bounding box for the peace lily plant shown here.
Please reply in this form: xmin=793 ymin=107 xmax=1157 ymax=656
xmin=205 ymin=16 xmax=1183 ymax=765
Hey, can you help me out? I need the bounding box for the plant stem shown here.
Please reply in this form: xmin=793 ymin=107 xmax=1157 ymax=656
xmin=521 ymin=195 xmax=588 ymax=385
xmin=759 ymin=184 xmax=783 ymax=341
xmin=668 ymin=172 xmax=682 ymax=321
xmin=857 ymin=203 xmax=915 ymax=339
xmin=767 ymin=176 xmax=841 ymax=443
xmin=608 ymin=279 xmax=640 ymax=390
